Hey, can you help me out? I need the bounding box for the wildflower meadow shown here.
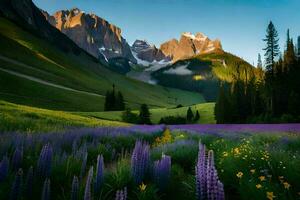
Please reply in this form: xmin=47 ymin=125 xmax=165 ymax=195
xmin=0 ymin=125 xmax=300 ymax=200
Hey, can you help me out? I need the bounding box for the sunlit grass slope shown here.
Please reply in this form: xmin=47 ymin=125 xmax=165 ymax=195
xmin=0 ymin=101 xmax=128 ymax=133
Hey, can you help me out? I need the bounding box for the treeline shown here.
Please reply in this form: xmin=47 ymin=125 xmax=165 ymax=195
xmin=215 ymin=21 xmax=300 ymax=123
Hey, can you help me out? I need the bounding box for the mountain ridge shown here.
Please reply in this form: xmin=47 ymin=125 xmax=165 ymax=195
xmin=42 ymin=8 xmax=137 ymax=63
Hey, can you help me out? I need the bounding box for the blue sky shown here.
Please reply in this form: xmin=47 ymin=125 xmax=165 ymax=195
xmin=34 ymin=0 xmax=300 ymax=65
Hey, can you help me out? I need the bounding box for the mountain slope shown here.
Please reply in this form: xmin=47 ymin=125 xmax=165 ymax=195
xmin=151 ymin=51 xmax=255 ymax=101
xmin=0 ymin=0 xmax=204 ymax=111
xmin=0 ymin=16 xmax=203 ymax=111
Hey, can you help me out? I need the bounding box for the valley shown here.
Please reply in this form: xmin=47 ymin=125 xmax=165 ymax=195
xmin=0 ymin=1 xmax=300 ymax=200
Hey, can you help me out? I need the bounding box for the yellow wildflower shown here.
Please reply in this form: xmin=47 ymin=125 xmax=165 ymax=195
xmin=250 ymin=169 xmax=256 ymax=174
xmin=139 ymin=183 xmax=147 ymax=191
xmin=234 ymin=148 xmax=240 ymax=155
xmin=266 ymin=192 xmax=276 ymax=200
xmin=256 ymin=184 xmax=262 ymax=189
xmin=283 ymin=182 xmax=291 ymax=189
xmin=223 ymin=152 xmax=228 ymax=157
xmin=236 ymin=172 xmax=243 ymax=178
xmin=259 ymin=176 xmax=266 ymax=181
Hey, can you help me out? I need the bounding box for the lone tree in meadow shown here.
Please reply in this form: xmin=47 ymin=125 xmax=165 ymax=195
xmin=186 ymin=107 xmax=194 ymax=122
xmin=138 ymin=104 xmax=151 ymax=124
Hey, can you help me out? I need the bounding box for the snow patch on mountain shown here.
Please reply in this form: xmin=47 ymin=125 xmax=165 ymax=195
xmin=164 ymin=64 xmax=193 ymax=75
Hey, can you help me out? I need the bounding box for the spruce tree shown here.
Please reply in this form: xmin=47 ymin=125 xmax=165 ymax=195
xmin=263 ymin=21 xmax=280 ymax=114
xmin=263 ymin=21 xmax=280 ymax=74
xmin=284 ymin=30 xmax=296 ymax=69
xmin=257 ymin=53 xmax=263 ymax=69
xmin=186 ymin=107 xmax=194 ymax=122
xmin=138 ymin=104 xmax=151 ymax=124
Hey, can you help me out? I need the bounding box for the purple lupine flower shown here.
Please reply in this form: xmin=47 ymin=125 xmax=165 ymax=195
xmin=25 ymin=166 xmax=34 ymax=199
xmin=115 ymin=187 xmax=127 ymax=200
xmin=10 ymin=168 xmax=23 ymax=200
xmin=217 ymin=181 xmax=225 ymax=200
xmin=84 ymin=166 xmax=94 ymax=200
xmin=80 ymin=151 xmax=88 ymax=180
xmin=37 ymin=144 xmax=53 ymax=179
xmin=195 ymin=143 xmax=207 ymax=200
xmin=41 ymin=178 xmax=51 ymax=200
xmin=206 ymin=150 xmax=218 ymax=200
xmin=12 ymin=147 xmax=23 ymax=171
xmin=71 ymin=176 xmax=79 ymax=200
xmin=131 ymin=140 xmax=150 ymax=184
xmin=195 ymin=143 xmax=224 ymax=200
xmin=95 ymin=155 xmax=104 ymax=193
xmin=153 ymin=154 xmax=171 ymax=190
xmin=0 ymin=155 xmax=9 ymax=182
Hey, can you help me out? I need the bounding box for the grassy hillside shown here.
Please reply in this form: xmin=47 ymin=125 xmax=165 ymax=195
xmin=0 ymin=101 xmax=128 ymax=133
xmin=0 ymin=17 xmax=204 ymax=111
xmin=77 ymin=102 xmax=216 ymax=124
xmin=151 ymin=51 xmax=255 ymax=101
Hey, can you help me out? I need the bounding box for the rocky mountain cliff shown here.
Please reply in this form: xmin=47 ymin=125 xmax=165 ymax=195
xmin=131 ymin=40 xmax=171 ymax=63
xmin=42 ymin=8 xmax=136 ymax=63
xmin=0 ymin=0 xmax=86 ymax=56
xmin=160 ymin=32 xmax=222 ymax=62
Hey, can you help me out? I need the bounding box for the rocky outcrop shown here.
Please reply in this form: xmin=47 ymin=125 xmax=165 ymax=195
xmin=131 ymin=40 xmax=171 ymax=63
xmin=43 ymin=8 xmax=136 ymax=63
xmin=0 ymin=0 xmax=85 ymax=55
xmin=160 ymin=32 xmax=222 ymax=62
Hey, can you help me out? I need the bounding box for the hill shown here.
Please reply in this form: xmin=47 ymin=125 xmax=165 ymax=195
xmin=77 ymin=102 xmax=216 ymax=124
xmin=151 ymin=51 xmax=256 ymax=101
xmin=0 ymin=16 xmax=204 ymax=111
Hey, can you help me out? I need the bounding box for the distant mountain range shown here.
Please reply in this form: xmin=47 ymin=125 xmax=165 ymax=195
xmin=0 ymin=0 xmax=255 ymax=106
xmin=41 ymin=8 xmax=223 ymax=66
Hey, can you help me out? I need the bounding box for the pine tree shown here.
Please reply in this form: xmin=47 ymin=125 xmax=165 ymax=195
xmin=138 ymin=104 xmax=151 ymax=124
xmin=186 ymin=107 xmax=194 ymax=122
xmin=257 ymin=53 xmax=263 ymax=69
xmin=284 ymin=30 xmax=296 ymax=70
xmin=263 ymin=21 xmax=280 ymax=114
xmin=263 ymin=21 xmax=280 ymax=74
